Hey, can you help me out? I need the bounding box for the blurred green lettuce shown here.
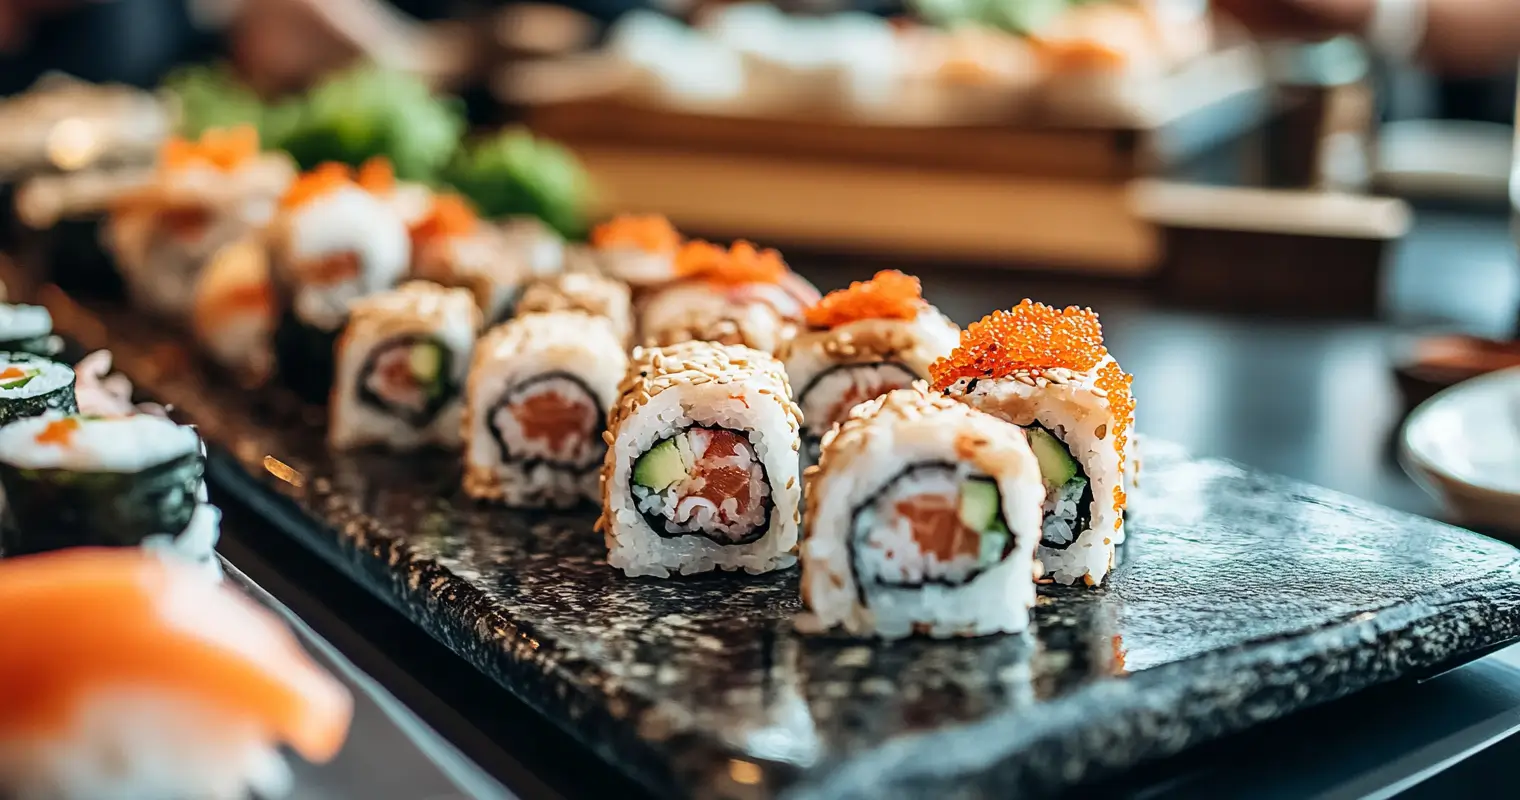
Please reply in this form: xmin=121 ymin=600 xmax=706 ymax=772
xmin=442 ymin=127 xmax=591 ymax=239
xmin=911 ymin=0 xmax=1093 ymax=34
xmin=159 ymin=63 xmax=589 ymax=235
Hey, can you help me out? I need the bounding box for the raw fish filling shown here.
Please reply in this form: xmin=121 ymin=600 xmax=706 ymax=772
xmin=489 ymin=373 xmax=603 ymax=470
xmin=357 ymin=336 xmax=453 ymax=426
xmin=631 ymin=426 xmax=772 ymax=545
xmin=799 ymin=362 xmax=917 ymax=457
xmin=852 ymin=463 xmax=1015 ymax=590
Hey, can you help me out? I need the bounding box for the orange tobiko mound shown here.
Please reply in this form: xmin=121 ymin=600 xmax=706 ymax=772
xmin=409 ymin=194 xmax=478 ymax=245
xmin=804 ymin=270 xmax=924 ymax=329
xmin=160 ymin=125 xmax=260 ymax=173
xmin=929 ymin=299 xmax=1108 ymax=391
xmin=279 ymin=163 xmax=356 ymax=210
xmin=674 ymin=240 xmax=788 ymax=286
xmin=591 ymin=214 xmax=681 ymax=254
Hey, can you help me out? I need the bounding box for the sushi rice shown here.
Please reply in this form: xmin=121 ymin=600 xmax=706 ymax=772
xmin=463 ymin=311 xmax=627 ymax=507
xmin=799 ymin=386 xmax=1044 ymax=638
xmin=598 ymin=341 xmax=802 ymax=577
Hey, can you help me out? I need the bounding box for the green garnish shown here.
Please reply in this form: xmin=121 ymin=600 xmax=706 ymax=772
xmin=0 ymin=375 xmax=35 ymax=390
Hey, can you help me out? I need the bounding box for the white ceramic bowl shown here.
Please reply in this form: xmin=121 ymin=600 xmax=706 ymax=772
xmin=1401 ymin=366 xmax=1520 ymax=537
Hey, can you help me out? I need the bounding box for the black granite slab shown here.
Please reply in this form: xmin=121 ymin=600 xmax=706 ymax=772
xmin=39 ymin=297 xmax=1520 ymax=800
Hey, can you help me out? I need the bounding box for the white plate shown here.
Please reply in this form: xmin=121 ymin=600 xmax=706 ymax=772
xmin=1401 ymin=366 xmax=1520 ymax=538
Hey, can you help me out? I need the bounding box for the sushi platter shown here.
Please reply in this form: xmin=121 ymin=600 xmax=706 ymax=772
xmin=3 ymin=119 xmax=1520 ymax=799
xmin=12 ymin=273 xmax=1520 ymax=798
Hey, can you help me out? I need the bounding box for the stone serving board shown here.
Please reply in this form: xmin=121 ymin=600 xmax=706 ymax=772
xmin=43 ymin=296 xmax=1520 ymax=800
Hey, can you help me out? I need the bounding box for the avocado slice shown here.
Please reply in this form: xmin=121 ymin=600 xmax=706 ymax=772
xmin=958 ymin=479 xmax=1004 ymax=532
xmin=1027 ymin=427 xmax=1078 ymax=488
xmin=410 ymin=343 xmax=441 ymax=383
xmin=632 ymin=438 xmax=686 ymax=491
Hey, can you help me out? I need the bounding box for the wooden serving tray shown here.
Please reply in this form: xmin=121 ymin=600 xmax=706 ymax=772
xmin=31 ymin=285 xmax=1520 ymax=800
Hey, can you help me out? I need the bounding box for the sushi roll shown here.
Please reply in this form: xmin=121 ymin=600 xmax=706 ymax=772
xmin=191 ymin=237 xmax=276 ymax=384
xmin=463 ymin=311 xmax=627 ymax=508
xmin=329 ymin=281 xmax=480 ymax=450
xmin=106 ymin=126 xmax=295 ymax=322
xmin=0 ymin=353 xmax=77 ymax=426
xmin=589 ymin=214 xmax=683 ymax=287
xmin=798 ymin=386 xmax=1044 ymax=638
xmin=931 ymin=300 xmax=1135 ymax=586
xmin=639 ymin=239 xmax=821 ymax=354
xmin=0 ymin=303 xmax=60 ymax=356
xmin=356 ymin=157 xmax=435 ymax=228
xmin=597 ymin=341 xmax=802 ymax=577
xmin=410 ymin=194 xmax=533 ymax=325
xmin=516 ymin=272 xmax=635 ymax=345
xmin=0 ymin=413 xmax=204 ymax=558
xmin=499 ymin=215 xmax=568 ymax=279
xmin=267 ymin=162 xmax=411 ymax=404
xmin=783 ymin=270 xmax=959 ymax=461
xmin=0 ymin=548 xmax=352 ymax=800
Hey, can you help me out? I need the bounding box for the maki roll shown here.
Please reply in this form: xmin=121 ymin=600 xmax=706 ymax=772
xmin=798 ymin=386 xmax=1044 ymax=638
xmin=0 ymin=304 xmax=60 ymax=357
xmin=784 ymin=270 xmax=959 ymax=461
xmin=191 ymin=237 xmax=276 ymax=384
xmin=329 ymin=281 xmax=480 ymax=450
xmin=0 ymin=353 xmax=77 ymax=426
xmin=597 ymin=341 xmax=802 ymax=577
xmin=499 ymin=215 xmax=568 ymax=279
xmin=589 ymin=214 xmax=683 ymax=287
xmin=931 ymin=300 xmax=1135 ymax=586
xmin=409 ymin=194 xmax=533 ymax=325
xmin=106 ymin=126 xmax=295 ymax=322
xmin=463 ymin=311 xmax=627 ymax=508
xmin=267 ymin=162 xmax=411 ymax=403
xmin=516 ymin=272 xmax=635 ymax=345
xmin=0 ymin=548 xmax=352 ymax=800
xmin=0 ymin=413 xmax=204 ymax=558
xmin=640 ymin=240 xmax=821 ymax=354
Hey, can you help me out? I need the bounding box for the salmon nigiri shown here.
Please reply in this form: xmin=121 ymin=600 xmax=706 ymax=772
xmin=0 ymin=549 xmax=353 ymax=800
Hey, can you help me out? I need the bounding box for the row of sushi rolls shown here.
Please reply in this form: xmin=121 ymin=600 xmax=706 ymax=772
xmin=0 ymin=124 xmax=1133 ymax=798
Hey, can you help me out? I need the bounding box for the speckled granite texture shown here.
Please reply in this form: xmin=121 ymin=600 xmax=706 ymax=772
xmin=48 ymin=302 xmax=1520 ymax=800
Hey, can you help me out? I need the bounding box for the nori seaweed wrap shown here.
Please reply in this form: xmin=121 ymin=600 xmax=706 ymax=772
xmin=0 ymin=413 xmax=203 ymax=557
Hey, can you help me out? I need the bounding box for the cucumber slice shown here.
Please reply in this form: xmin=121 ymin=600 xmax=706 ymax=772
xmin=978 ymin=530 xmax=1010 ymax=566
xmin=409 ymin=344 xmax=443 ymax=398
xmin=958 ymin=479 xmax=1001 ymax=532
xmin=0 ymin=374 xmax=35 ymax=390
xmin=632 ymin=438 xmax=686 ymax=491
xmin=1027 ymin=427 xmax=1078 ymax=488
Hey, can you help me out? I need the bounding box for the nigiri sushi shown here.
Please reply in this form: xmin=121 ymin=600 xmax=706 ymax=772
xmin=0 ymin=548 xmax=353 ymax=800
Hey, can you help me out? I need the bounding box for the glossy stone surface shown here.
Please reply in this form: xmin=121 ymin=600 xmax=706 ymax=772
xmin=51 ymin=304 xmax=1520 ymax=800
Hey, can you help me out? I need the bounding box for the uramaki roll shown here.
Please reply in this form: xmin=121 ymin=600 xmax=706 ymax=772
xmin=409 ymin=194 xmax=533 ymax=326
xmin=639 ymin=239 xmax=819 ymax=354
xmin=588 ymin=214 xmax=682 ymax=287
xmin=783 ymin=270 xmax=958 ymax=461
xmin=931 ymin=300 xmax=1135 ymax=586
xmin=516 ymin=272 xmax=634 ymax=345
xmin=799 ymin=385 xmax=1044 ymax=639
xmin=597 ymin=341 xmax=802 ymax=577
xmin=463 ymin=311 xmax=626 ymax=508
xmin=329 ymin=281 xmax=479 ymax=450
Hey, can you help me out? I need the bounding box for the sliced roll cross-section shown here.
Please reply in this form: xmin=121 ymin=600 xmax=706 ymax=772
xmin=464 ymin=311 xmax=626 ymax=508
xmin=800 ymin=386 xmax=1044 ymax=639
xmin=785 ymin=270 xmax=959 ymax=461
xmin=931 ymin=299 xmax=1135 ymax=587
xmin=330 ymin=281 xmax=480 ymax=450
xmin=599 ymin=341 xmax=802 ymax=578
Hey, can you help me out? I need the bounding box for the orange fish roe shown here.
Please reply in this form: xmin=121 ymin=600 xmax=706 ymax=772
xmin=931 ymin=299 xmax=1135 ymax=518
xmin=929 ymin=300 xmax=1106 ymax=391
xmin=159 ymin=125 xmax=260 ymax=173
xmin=279 ymin=163 xmax=355 ymax=210
xmin=804 ymin=270 xmax=924 ymax=329
xmin=35 ymin=417 xmax=80 ymax=447
xmin=0 ymin=367 xmax=26 ymax=381
xmin=674 ymin=240 xmax=787 ymax=286
xmin=409 ymin=194 xmax=478 ymax=246
xmin=590 ymin=214 xmax=681 ymax=254
xmin=356 ymin=157 xmax=396 ymax=195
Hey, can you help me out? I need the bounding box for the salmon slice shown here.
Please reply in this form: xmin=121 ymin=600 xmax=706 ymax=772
xmin=894 ymin=494 xmax=981 ymax=562
xmin=0 ymin=548 xmax=352 ymax=764
xmin=510 ymin=391 xmax=594 ymax=454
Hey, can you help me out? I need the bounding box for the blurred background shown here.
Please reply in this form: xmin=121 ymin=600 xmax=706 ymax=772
xmin=3 ymin=0 xmax=1518 ymax=528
